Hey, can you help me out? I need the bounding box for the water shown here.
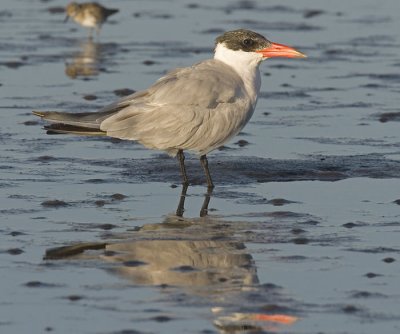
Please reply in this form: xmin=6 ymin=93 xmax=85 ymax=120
xmin=1 ymin=0 xmax=400 ymax=333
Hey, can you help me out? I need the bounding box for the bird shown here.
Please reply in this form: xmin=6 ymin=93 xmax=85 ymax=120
xmin=33 ymin=29 xmax=306 ymax=188
xmin=64 ymin=2 xmax=119 ymax=37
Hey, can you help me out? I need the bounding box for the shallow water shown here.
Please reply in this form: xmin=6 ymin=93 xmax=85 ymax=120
xmin=1 ymin=0 xmax=400 ymax=333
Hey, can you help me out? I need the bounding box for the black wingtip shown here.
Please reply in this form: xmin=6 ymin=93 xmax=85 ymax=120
xmin=43 ymin=123 xmax=106 ymax=136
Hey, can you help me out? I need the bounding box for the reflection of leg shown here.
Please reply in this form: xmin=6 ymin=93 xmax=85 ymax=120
xmin=200 ymin=155 xmax=214 ymax=189
xmin=200 ymin=186 xmax=213 ymax=217
xmin=176 ymin=183 xmax=189 ymax=217
xmin=177 ymin=150 xmax=189 ymax=186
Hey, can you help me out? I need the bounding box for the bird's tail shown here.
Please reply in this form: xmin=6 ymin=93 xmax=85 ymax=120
xmin=32 ymin=110 xmax=115 ymax=136
xmin=105 ymin=8 xmax=119 ymax=18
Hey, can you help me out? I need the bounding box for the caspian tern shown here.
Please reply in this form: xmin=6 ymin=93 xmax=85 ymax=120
xmin=65 ymin=2 xmax=119 ymax=37
xmin=33 ymin=29 xmax=306 ymax=188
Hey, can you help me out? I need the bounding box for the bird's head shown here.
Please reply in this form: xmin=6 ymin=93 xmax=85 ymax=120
xmin=214 ymin=29 xmax=306 ymax=67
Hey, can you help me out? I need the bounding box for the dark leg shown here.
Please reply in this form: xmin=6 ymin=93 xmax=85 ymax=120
xmin=200 ymin=155 xmax=214 ymax=189
xmin=200 ymin=186 xmax=213 ymax=217
xmin=176 ymin=183 xmax=188 ymax=217
xmin=177 ymin=149 xmax=189 ymax=186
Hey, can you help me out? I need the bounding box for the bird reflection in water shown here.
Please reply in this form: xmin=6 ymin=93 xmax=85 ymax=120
xmin=65 ymin=39 xmax=102 ymax=79
xmin=45 ymin=219 xmax=258 ymax=293
xmin=106 ymin=239 xmax=257 ymax=289
xmin=45 ymin=193 xmax=298 ymax=332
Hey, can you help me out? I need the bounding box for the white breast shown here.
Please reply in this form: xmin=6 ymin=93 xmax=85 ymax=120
xmin=80 ymin=16 xmax=98 ymax=28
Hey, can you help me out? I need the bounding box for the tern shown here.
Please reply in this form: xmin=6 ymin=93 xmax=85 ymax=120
xmin=65 ymin=2 xmax=119 ymax=37
xmin=33 ymin=29 xmax=306 ymax=188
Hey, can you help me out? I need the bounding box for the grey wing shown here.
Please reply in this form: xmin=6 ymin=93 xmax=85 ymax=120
xmin=147 ymin=60 xmax=241 ymax=108
xmin=95 ymin=89 xmax=150 ymax=114
xmin=99 ymin=59 xmax=240 ymax=114
xmin=100 ymin=59 xmax=248 ymax=152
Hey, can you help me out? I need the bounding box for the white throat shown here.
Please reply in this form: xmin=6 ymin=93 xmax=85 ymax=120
xmin=214 ymin=43 xmax=263 ymax=104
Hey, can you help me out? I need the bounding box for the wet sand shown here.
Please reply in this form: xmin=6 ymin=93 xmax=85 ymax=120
xmin=1 ymin=0 xmax=400 ymax=333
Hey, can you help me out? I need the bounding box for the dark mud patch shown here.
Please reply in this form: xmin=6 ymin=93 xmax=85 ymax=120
xmin=119 ymin=153 xmax=400 ymax=185
xmin=234 ymin=139 xmax=250 ymax=147
xmin=349 ymin=291 xmax=388 ymax=299
xmin=41 ymin=199 xmax=69 ymax=208
xmin=346 ymin=247 xmax=400 ymax=254
xmin=268 ymin=198 xmax=299 ymax=206
xmin=375 ymin=112 xmax=400 ymax=123
xmin=94 ymin=223 xmax=118 ymax=230
xmin=21 ymin=152 xmax=400 ymax=187
xmin=364 ymin=272 xmax=383 ymax=279
xmin=291 ymin=237 xmax=310 ymax=245
xmin=0 ymin=10 xmax=12 ymax=18
xmin=8 ymin=231 xmax=27 ymax=236
xmin=24 ymin=281 xmax=65 ymax=288
xmin=1 ymin=248 xmax=24 ymax=255
xmin=110 ymin=193 xmax=127 ymax=201
xmin=63 ymin=294 xmax=85 ymax=301
xmin=341 ymin=304 xmax=362 ymax=314
xmin=142 ymin=60 xmax=158 ymax=66
xmin=82 ymin=94 xmax=97 ymax=101
xmin=0 ymin=61 xmax=26 ymax=69
xmin=22 ymin=120 xmax=40 ymax=126
xmin=382 ymin=257 xmax=396 ymax=263
xmin=303 ymin=9 xmax=325 ymax=18
xmin=90 ymin=194 xmax=127 ymax=207
xmin=150 ymin=315 xmax=174 ymax=322
xmin=342 ymin=222 xmax=369 ymax=229
xmin=113 ymin=88 xmax=136 ymax=97
xmin=291 ymin=228 xmax=307 ymax=235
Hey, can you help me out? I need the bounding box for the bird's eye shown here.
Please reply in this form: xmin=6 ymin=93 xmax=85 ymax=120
xmin=243 ymin=38 xmax=254 ymax=47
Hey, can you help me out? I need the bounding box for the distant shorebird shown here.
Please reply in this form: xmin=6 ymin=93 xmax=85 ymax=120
xmin=65 ymin=2 xmax=119 ymax=37
xmin=33 ymin=29 xmax=306 ymax=188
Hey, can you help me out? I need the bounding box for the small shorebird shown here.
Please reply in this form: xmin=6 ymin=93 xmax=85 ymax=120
xmin=65 ymin=2 xmax=119 ymax=37
xmin=33 ymin=29 xmax=306 ymax=188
